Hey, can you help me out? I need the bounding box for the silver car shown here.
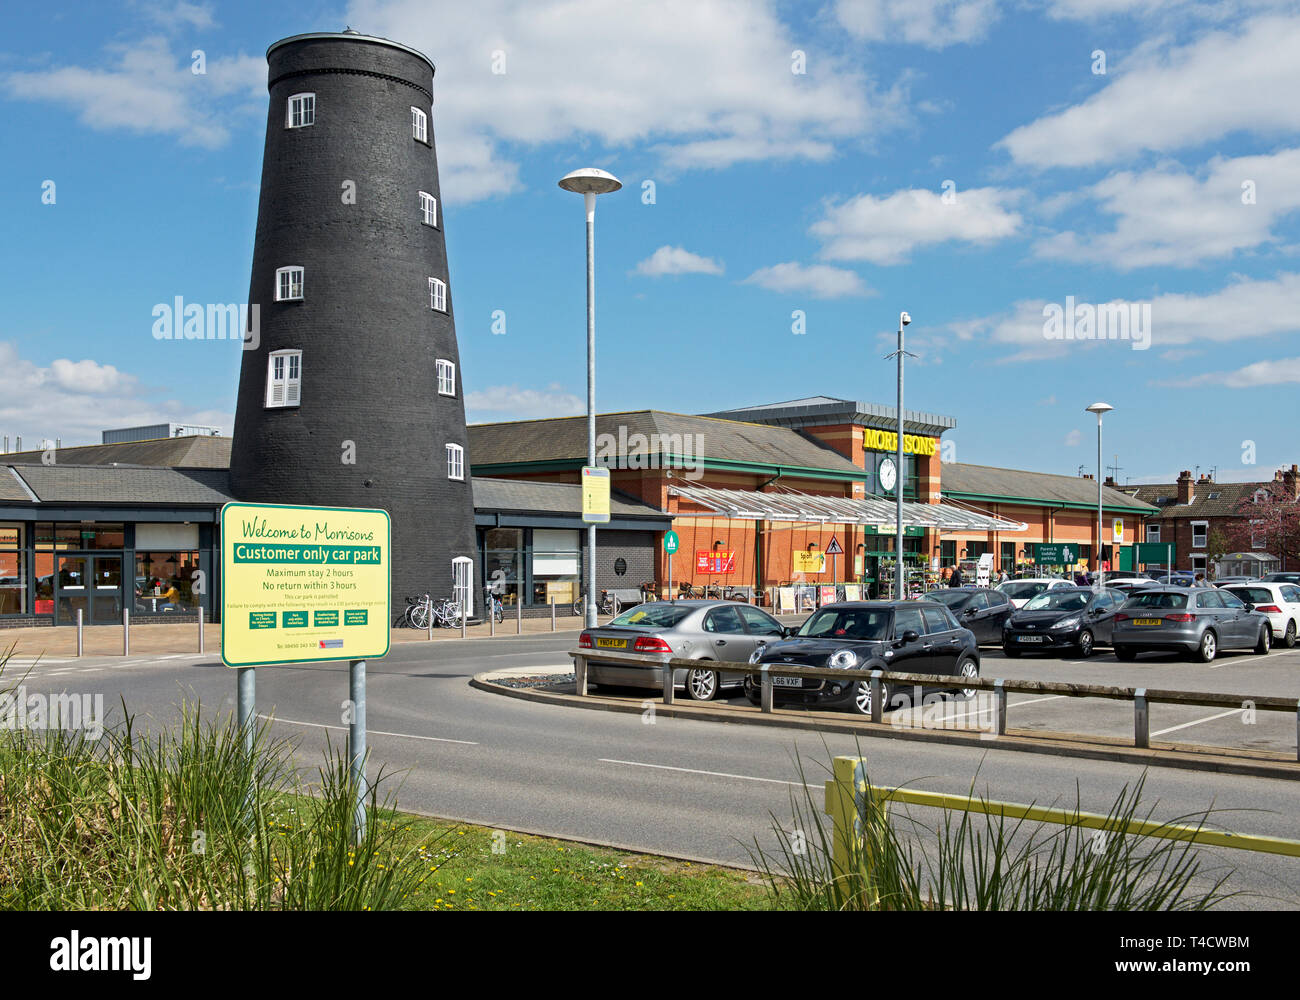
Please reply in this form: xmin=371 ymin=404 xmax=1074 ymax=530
xmin=1112 ymin=586 xmax=1273 ymax=662
xmin=579 ymin=599 xmax=790 ymax=700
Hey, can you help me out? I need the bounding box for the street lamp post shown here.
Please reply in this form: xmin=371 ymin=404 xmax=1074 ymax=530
xmin=888 ymin=311 xmax=913 ymax=599
xmin=1085 ymin=402 xmax=1113 ymax=587
xmin=559 ymin=167 xmax=622 ymax=628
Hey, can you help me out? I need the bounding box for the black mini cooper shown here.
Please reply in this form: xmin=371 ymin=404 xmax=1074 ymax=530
xmin=743 ymin=601 xmax=980 ymax=715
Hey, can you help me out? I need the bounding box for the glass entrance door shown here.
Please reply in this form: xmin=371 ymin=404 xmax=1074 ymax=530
xmin=55 ymin=554 xmax=123 ymax=624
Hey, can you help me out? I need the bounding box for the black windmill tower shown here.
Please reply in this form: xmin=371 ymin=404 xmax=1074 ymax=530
xmin=230 ymin=30 xmax=478 ymax=610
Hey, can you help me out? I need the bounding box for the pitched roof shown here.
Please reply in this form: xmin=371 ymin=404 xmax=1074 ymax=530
xmin=941 ymin=463 xmax=1156 ymax=512
xmin=472 ymin=478 xmax=669 ymax=519
xmin=7 ymin=465 xmax=235 ymax=505
xmin=468 ymin=410 xmax=867 ymax=478
xmin=1138 ymin=481 xmax=1287 ymax=519
xmin=2 ymin=436 xmax=233 ymax=469
xmin=704 ymin=396 xmax=957 ymax=436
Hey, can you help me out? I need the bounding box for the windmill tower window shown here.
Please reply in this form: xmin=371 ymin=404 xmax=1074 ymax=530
xmin=446 ymin=443 xmax=464 ymax=481
xmin=429 ymin=277 xmax=447 ymax=312
xmin=419 ymin=191 xmax=438 ymax=227
xmin=275 ymin=266 xmax=304 ymax=301
xmin=265 ymin=350 xmax=302 ymax=408
xmin=436 ymin=359 xmax=456 ymax=396
xmin=411 ymin=106 xmax=428 ymax=143
xmin=286 ymin=93 xmax=315 ymax=128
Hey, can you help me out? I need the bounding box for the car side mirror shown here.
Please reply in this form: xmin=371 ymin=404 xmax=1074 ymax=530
xmin=900 ymin=630 xmax=920 ymax=644
xmin=1244 ymin=603 xmax=1255 ymax=612
xmin=962 ymin=607 xmax=976 ymax=616
xmin=781 ymin=626 xmax=795 ymax=637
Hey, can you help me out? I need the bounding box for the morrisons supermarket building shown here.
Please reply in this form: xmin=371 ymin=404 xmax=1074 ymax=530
xmin=0 ymin=396 xmax=1155 ymax=625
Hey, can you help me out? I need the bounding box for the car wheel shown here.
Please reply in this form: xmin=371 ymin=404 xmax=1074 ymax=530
xmin=1284 ymin=620 xmax=1297 ymax=649
xmin=1115 ymin=646 xmax=1137 ymax=662
xmin=1195 ymin=630 xmax=1217 ymax=663
xmin=685 ymin=666 xmax=721 ymax=701
xmin=1003 ymin=645 xmax=1021 ymax=658
xmin=1255 ymin=626 xmax=1272 ymax=655
xmin=956 ymin=657 xmax=979 ymax=699
xmin=852 ymin=678 xmax=891 ymax=716
xmin=1077 ymin=629 xmax=1094 ymax=658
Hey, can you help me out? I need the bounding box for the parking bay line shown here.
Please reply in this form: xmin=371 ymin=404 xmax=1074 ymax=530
xmin=1151 ymin=707 xmax=1248 ymax=738
xmin=257 ymin=714 xmax=478 ymax=745
xmin=599 ymin=758 xmax=813 ymax=788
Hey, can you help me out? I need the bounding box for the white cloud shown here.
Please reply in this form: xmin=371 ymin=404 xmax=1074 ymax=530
xmin=347 ymin=0 xmax=906 ymax=200
xmin=741 ymin=262 xmax=873 ymax=298
xmin=465 ymin=383 xmax=584 ymax=421
xmin=1156 ymin=355 xmax=1300 ymax=388
xmin=0 ymin=342 xmax=230 ymax=446
xmin=834 ymin=0 xmax=1000 ymax=48
xmin=997 ymin=15 xmax=1300 ymax=168
xmin=1064 ymin=429 xmax=1083 ymax=446
xmin=1035 ymin=149 xmax=1300 ymax=269
xmin=5 ymin=35 xmax=263 ymax=149
xmin=138 ymin=1 xmax=217 ymax=30
xmin=945 ymin=272 xmax=1300 ymax=362
xmin=633 ymin=246 xmax=724 ymax=277
xmin=810 ymin=186 xmax=1024 ymax=265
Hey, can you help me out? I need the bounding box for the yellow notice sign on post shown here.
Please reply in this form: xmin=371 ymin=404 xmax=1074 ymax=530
xmin=220 ymin=502 xmax=390 ymax=668
xmin=582 ymin=466 xmax=610 ymax=523
xmin=793 ymin=551 xmax=826 ymax=574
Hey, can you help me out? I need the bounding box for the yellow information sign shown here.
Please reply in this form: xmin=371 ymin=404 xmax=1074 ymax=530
xmin=582 ymin=466 xmax=610 ymax=523
xmin=1112 ymin=518 xmax=1124 ymax=543
xmin=220 ymin=502 xmax=390 ymax=668
xmin=793 ymin=551 xmax=826 ymax=574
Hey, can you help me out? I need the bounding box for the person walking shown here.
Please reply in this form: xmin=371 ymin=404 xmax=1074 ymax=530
xmin=949 ymin=564 xmax=964 ymax=587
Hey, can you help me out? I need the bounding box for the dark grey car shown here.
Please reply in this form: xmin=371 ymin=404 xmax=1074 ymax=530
xmin=579 ymin=600 xmax=789 ymax=700
xmin=1112 ymin=586 xmax=1272 ymax=662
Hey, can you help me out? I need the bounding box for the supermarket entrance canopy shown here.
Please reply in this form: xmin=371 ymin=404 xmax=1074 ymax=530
xmin=669 ymin=485 xmax=1027 ymax=532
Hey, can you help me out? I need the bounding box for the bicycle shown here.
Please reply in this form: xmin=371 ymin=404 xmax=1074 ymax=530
xmin=397 ymin=593 xmax=432 ymax=629
xmin=483 ymin=587 xmax=505 ymax=624
xmin=431 ymin=597 xmax=461 ymax=627
xmin=677 ymin=582 xmax=704 ymax=599
xmin=572 ymin=590 xmax=619 ymax=617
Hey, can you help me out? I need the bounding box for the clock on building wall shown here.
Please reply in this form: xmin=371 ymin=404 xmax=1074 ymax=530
xmin=879 ymin=457 xmax=898 ymax=494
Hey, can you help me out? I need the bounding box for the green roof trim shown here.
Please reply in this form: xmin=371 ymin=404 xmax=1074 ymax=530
xmin=471 ymin=455 xmax=867 ymax=482
xmin=942 ymin=490 xmax=1151 ymax=515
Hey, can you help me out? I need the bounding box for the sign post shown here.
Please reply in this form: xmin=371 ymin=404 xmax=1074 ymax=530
xmin=826 ymin=535 xmax=844 ymax=585
xmin=220 ymin=502 xmax=390 ymax=842
xmin=663 ymin=530 xmax=679 ymax=601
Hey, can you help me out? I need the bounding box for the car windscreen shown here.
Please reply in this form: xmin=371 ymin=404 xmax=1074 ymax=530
xmin=1000 ymin=581 xmax=1048 ymax=599
xmin=796 ymin=608 xmax=892 ymax=640
xmin=924 ymin=590 xmax=970 ymax=608
xmin=1124 ymin=592 xmax=1189 ymax=610
xmin=1227 ymin=587 xmax=1273 ymax=605
xmin=609 ymin=604 xmax=692 ymax=628
xmin=1022 ymin=591 xmax=1089 ymax=612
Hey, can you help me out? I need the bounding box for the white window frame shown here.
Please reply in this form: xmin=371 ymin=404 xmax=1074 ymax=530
xmin=1145 ymin=523 xmax=1161 ymax=543
xmin=1250 ymin=519 xmax=1266 ymax=549
xmin=265 ymin=349 xmax=302 ymax=408
xmin=1191 ymin=520 xmax=1208 ymax=549
xmin=287 ymin=93 xmax=315 ymax=128
xmin=446 ymin=443 xmax=464 ymax=481
xmin=275 ymin=266 xmax=304 ymax=302
xmin=429 ymin=277 xmax=447 ymax=312
xmin=419 ymin=191 xmax=438 ymax=227
xmin=411 ymin=106 xmax=428 ymax=143
xmin=436 ymin=359 xmax=456 ymax=397
xmin=1190 ymin=553 xmax=1207 ymax=575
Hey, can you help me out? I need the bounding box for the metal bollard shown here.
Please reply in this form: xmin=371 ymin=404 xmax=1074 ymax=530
xmin=870 ymin=670 xmax=883 ymax=724
xmin=661 ymin=658 xmax=675 ymax=705
xmin=517 ymin=596 xmax=523 ymax=635
xmin=427 ymin=601 xmax=433 ymax=640
xmin=574 ymin=653 xmax=588 ymax=696
xmin=490 ymin=600 xmax=495 ymax=637
xmin=198 ymin=605 xmax=205 ymax=653
xmin=994 ymin=678 xmax=1007 ymax=735
xmin=77 ymin=608 xmax=83 ymax=656
xmin=1134 ymin=688 xmax=1149 ymax=748
xmin=460 ymin=604 xmax=466 ymax=639
xmin=551 ymin=598 xmax=556 ymax=632
xmin=123 ymin=609 xmax=130 ymax=656
xmin=760 ymin=668 xmax=773 ymax=713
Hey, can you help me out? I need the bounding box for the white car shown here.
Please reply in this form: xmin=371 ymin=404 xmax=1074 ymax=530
xmin=996 ymin=577 xmax=1073 ymax=609
xmin=1221 ymin=582 xmax=1300 ymax=648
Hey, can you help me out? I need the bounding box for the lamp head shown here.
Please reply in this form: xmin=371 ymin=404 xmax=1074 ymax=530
xmin=900 ymin=311 xmax=912 ymax=326
xmin=558 ymin=168 xmax=622 ymax=195
xmin=1085 ymin=401 xmax=1114 ymax=416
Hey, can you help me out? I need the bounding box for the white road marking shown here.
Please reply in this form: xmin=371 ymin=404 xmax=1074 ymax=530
xmin=598 ymin=758 xmax=811 ymax=787
xmin=1152 ymin=707 xmax=1248 ymax=737
xmin=1208 ymin=649 xmax=1300 ymax=669
xmin=257 ymin=714 xmax=478 ymax=745
xmin=890 ymin=693 xmax=1066 ymax=725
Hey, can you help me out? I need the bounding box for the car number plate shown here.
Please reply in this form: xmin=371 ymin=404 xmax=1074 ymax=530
xmin=771 ymin=676 xmax=803 ymax=688
xmin=1132 ymin=619 xmax=1162 ymax=626
xmin=596 ymin=637 xmax=628 ymax=648
xmin=1016 ymin=635 xmax=1045 ymax=643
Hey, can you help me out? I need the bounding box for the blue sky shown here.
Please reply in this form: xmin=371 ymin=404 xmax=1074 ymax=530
xmin=3 ymin=0 xmax=1299 ymax=485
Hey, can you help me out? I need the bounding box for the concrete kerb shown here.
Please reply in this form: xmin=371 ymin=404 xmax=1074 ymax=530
xmin=470 ymin=671 xmax=1300 ymax=782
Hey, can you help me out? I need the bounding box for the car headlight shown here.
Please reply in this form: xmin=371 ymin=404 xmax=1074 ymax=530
xmin=829 ymin=649 xmax=858 ymax=669
xmin=748 ymin=645 xmax=767 ymax=664
xmin=1052 ymin=617 xmax=1080 ymax=630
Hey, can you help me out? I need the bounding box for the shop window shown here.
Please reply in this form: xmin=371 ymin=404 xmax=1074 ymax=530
xmin=0 ymin=549 xmax=25 ymax=615
xmin=266 ymin=350 xmax=302 ymax=408
xmin=419 ymin=191 xmax=438 ymax=227
xmin=134 ymin=551 xmax=200 ymax=612
xmin=446 ymin=443 xmax=464 ymax=480
xmin=429 ymin=277 xmax=447 ymax=312
xmin=484 ymin=527 xmax=523 ymax=606
xmin=287 ymin=93 xmax=315 ymax=128
xmin=411 ymin=106 xmax=428 ymax=143
xmin=436 ymin=358 xmax=456 ymax=396
xmin=532 ymin=528 xmax=579 ymax=606
xmin=275 ymin=266 xmax=304 ymax=302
